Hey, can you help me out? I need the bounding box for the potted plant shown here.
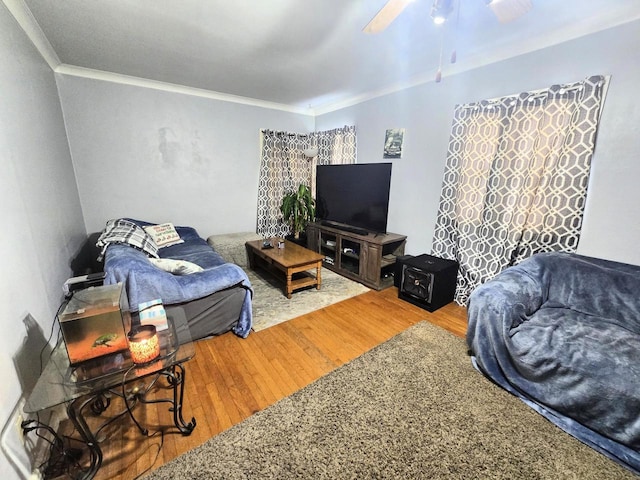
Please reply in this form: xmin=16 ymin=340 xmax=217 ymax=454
xmin=280 ymin=184 xmax=316 ymax=242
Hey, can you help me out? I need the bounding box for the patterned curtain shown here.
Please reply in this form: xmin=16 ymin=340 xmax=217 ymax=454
xmin=311 ymin=125 xmax=358 ymax=166
xmin=308 ymin=125 xmax=358 ymax=195
xmin=256 ymin=126 xmax=357 ymax=237
xmin=432 ymin=75 xmax=607 ymax=305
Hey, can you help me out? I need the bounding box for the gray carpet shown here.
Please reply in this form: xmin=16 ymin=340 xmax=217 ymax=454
xmin=145 ymin=322 xmax=635 ymax=479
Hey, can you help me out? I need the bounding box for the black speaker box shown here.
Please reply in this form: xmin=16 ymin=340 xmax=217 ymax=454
xmin=397 ymin=254 xmax=459 ymax=312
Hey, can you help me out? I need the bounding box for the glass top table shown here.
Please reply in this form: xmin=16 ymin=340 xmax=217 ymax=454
xmin=25 ymin=307 xmax=197 ymax=479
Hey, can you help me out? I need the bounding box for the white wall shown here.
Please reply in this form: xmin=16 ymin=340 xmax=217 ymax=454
xmin=0 ymin=4 xmax=86 ymax=477
xmin=57 ymin=76 xmax=315 ymax=237
xmin=317 ymin=20 xmax=640 ymax=266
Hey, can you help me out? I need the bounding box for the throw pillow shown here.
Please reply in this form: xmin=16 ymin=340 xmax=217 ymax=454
xmin=96 ymin=218 xmax=159 ymax=260
xmin=149 ymin=258 xmax=203 ymax=275
xmin=144 ymin=223 xmax=184 ymax=248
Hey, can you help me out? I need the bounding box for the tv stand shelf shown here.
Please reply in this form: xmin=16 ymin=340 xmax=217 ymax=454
xmin=307 ymin=222 xmax=407 ymax=290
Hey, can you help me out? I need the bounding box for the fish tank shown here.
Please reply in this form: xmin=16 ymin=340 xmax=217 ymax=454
xmin=59 ymin=282 xmax=131 ymax=365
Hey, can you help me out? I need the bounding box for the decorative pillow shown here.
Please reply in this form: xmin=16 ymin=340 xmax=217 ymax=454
xmin=149 ymin=258 xmax=203 ymax=275
xmin=96 ymin=218 xmax=159 ymax=259
xmin=144 ymin=223 xmax=184 ymax=248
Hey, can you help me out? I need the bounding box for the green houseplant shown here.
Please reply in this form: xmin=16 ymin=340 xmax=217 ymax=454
xmin=280 ymin=184 xmax=316 ymax=240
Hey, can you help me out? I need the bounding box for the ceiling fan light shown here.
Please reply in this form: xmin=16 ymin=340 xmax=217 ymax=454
xmin=432 ymin=14 xmax=447 ymax=25
xmin=430 ymin=0 xmax=453 ymax=24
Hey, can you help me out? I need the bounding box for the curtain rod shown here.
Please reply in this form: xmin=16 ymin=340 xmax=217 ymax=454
xmin=260 ymin=125 xmax=355 ymax=136
xmin=460 ymin=75 xmax=610 ymax=109
xmin=260 ymin=130 xmax=309 ymax=137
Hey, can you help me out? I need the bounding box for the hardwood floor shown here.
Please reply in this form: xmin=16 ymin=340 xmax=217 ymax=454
xmin=67 ymin=287 xmax=467 ymax=480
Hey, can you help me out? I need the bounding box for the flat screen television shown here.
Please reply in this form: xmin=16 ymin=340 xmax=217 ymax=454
xmin=315 ymin=163 xmax=392 ymax=234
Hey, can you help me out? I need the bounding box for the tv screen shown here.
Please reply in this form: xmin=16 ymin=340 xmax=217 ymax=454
xmin=315 ymin=163 xmax=392 ymax=234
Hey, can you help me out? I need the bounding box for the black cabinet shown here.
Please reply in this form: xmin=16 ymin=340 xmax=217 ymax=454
xmin=396 ymin=254 xmax=459 ymax=312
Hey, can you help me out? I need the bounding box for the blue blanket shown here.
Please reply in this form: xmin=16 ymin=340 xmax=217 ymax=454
xmin=467 ymin=252 xmax=640 ymax=474
xmin=103 ymin=221 xmax=253 ymax=338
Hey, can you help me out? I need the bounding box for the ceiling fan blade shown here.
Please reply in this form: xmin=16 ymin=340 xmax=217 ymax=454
xmin=487 ymin=0 xmax=532 ymax=23
xmin=363 ymin=0 xmax=415 ymax=34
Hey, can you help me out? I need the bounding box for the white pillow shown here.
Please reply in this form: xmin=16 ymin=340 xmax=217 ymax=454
xmin=144 ymin=223 xmax=184 ymax=248
xmin=149 ymin=258 xmax=203 ymax=275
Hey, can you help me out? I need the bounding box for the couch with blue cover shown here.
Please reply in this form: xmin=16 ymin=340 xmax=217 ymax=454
xmin=97 ymin=218 xmax=253 ymax=340
xmin=467 ymin=252 xmax=640 ymax=474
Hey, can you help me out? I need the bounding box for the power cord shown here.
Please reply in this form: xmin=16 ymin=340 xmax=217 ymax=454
xmin=21 ymin=419 xmax=84 ymax=479
xmin=119 ymin=327 xmax=181 ymax=476
xmin=132 ymin=429 xmax=164 ymax=480
xmin=27 ymin=293 xmax=182 ymax=478
xmin=121 ymin=364 xmax=168 ymax=479
xmin=119 ymin=335 xmax=178 ymax=434
xmin=29 ymin=294 xmax=72 ymax=452
xmin=122 ymin=364 xmax=149 ymax=436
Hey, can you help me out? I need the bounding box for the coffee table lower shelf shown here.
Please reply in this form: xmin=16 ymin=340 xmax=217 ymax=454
xmin=245 ymin=239 xmax=324 ymax=298
xmin=284 ymin=267 xmax=322 ymax=298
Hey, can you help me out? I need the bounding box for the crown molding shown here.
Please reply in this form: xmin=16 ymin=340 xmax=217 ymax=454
xmin=54 ymin=64 xmax=314 ymax=116
xmin=3 ymin=0 xmax=60 ymax=69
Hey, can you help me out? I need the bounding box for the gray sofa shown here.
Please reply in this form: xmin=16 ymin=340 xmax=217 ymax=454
xmin=467 ymin=252 xmax=640 ymax=474
xmin=101 ymin=219 xmax=253 ymax=340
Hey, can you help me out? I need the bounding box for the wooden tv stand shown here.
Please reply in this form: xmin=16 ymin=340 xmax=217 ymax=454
xmin=306 ymin=222 xmax=407 ymax=290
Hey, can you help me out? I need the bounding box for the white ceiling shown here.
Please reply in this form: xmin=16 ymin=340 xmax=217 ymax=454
xmin=8 ymin=0 xmax=640 ymax=114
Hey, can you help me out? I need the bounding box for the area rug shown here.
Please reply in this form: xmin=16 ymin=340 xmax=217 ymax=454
xmin=207 ymin=232 xmax=370 ymax=332
xmin=247 ymin=267 xmax=370 ymax=332
xmin=144 ymin=322 xmax=634 ymax=479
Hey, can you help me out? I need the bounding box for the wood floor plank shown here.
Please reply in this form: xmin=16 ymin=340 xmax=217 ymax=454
xmin=278 ymin=321 xmax=337 ymax=373
xmin=207 ymin=338 xmax=265 ymax=418
xmin=73 ymin=287 xmax=466 ymax=480
xmin=251 ymin=330 xmax=304 ymax=393
xmin=204 ymin=380 xmax=235 ymax=432
xmin=234 ymin=335 xmax=284 ymax=405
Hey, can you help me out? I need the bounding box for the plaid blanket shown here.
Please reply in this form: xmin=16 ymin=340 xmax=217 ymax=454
xmin=96 ymin=218 xmax=159 ymax=260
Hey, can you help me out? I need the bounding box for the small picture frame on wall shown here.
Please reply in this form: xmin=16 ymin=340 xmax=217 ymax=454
xmin=383 ymin=128 xmax=405 ymax=159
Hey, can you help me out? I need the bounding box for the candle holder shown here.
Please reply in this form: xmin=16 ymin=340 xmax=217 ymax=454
xmin=127 ymin=325 xmax=160 ymax=364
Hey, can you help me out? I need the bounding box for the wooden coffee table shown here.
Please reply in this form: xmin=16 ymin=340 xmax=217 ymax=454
xmin=245 ymin=238 xmax=325 ymax=298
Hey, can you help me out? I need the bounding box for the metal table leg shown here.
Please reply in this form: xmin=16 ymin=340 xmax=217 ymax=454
xmin=167 ymin=363 xmax=196 ymax=434
xmin=67 ymin=396 xmax=104 ymax=480
xmin=64 ymin=361 xmax=195 ymax=479
xmin=138 ymin=363 xmax=196 ymax=435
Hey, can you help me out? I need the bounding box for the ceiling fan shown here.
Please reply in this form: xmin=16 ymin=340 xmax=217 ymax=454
xmin=363 ymin=0 xmax=533 ymax=34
